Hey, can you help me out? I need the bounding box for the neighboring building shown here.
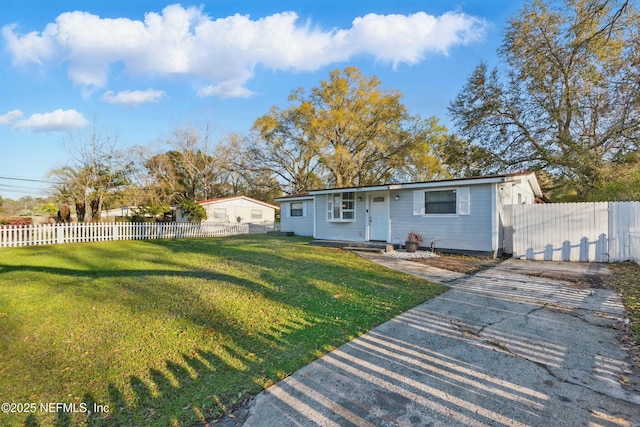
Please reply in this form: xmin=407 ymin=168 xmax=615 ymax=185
xmin=100 ymin=206 xmax=137 ymax=221
xmin=175 ymin=196 xmax=279 ymax=224
xmin=276 ymin=172 xmax=543 ymax=257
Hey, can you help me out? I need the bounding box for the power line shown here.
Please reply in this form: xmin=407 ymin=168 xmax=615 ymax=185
xmin=0 ymin=183 xmax=49 ymax=192
xmin=0 ymin=175 xmax=61 ymax=184
xmin=0 ymin=177 xmax=53 ymax=198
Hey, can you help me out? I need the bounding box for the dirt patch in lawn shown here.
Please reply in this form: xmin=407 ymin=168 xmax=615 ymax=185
xmin=524 ymin=271 xmax=606 ymax=289
xmin=408 ymin=254 xmax=502 ymax=275
xmin=602 ymin=262 xmax=640 ymax=369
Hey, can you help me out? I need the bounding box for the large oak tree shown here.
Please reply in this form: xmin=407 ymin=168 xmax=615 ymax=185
xmin=449 ymin=0 xmax=640 ymax=199
xmin=253 ymin=66 xmax=444 ymax=192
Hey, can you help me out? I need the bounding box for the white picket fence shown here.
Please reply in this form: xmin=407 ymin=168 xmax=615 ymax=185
xmin=504 ymin=202 xmax=640 ymax=263
xmin=0 ymin=221 xmax=276 ymax=248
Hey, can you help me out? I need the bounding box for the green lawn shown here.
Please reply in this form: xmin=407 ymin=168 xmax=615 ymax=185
xmin=606 ymin=262 xmax=640 ymax=340
xmin=0 ymin=235 xmax=446 ymax=427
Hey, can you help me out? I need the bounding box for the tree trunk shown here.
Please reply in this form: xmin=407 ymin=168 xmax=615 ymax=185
xmin=76 ymin=202 xmax=85 ymax=223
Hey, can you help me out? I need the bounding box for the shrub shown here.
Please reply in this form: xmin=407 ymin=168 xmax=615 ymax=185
xmin=180 ymin=200 xmax=207 ymax=222
xmin=407 ymin=231 xmax=423 ymax=244
xmin=0 ymin=217 xmax=33 ymax=226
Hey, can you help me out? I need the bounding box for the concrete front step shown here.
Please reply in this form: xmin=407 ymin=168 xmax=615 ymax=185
xmin=266 ymin=231 xmax=295 ymax=236
xmin=343 ymin=247 xmax=385 ymax=253
xmin=310 ymin=240 xmax=395 ymax=252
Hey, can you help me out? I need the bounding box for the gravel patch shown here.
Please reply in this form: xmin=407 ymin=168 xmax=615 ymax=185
xmin=383 ymin=250 xmax=439 ymax=259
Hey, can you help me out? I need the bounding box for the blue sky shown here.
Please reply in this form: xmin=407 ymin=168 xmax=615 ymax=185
xmin=0 ymin=1 xmax=524 ymax=199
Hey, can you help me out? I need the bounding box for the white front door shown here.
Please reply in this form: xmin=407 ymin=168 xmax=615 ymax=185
xmin=368 ymin=193 xmax=389 ymax=241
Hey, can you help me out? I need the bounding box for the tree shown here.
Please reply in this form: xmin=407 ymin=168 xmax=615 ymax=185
xmin=40 ymin=201 xmax=59 ymax=216
xmin=253 ymin=66 xmax=444 ymax=192
xmin=48 ymin=165 xmax=91 ymax=222
xmin=143 ymin=123 xmax=226 ymax=204
xmin=214 ymin=133 xmax=283 ymax=202
xmin=49 ymin=123 xmax=133 ymax=221
xmin=449 ymin=0 xmax=640 ymax=199
xmin=251 ymin=104 xmax=324 ymax=194
xmin=131 ymin=204 xmax=172 ymax=222
xmin=393 ymin=117 xmax=450 ymax=182
xmin=180 ymin=200 xmax=207 ymax=222
xmin=558 ymin=148 xmax=640 ymax=200
xmin=143 ymin=151 xmax=185 ymax=204
xmin=434 ymin=134 xmax=502 ymax=178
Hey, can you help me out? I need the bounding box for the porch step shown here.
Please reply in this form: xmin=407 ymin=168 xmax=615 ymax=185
xmin=310 ymin=240 xmax=396 ymax=252
xmin=343 ymin=246 xmax=385 ymax=253
xmin=267 ymin=231 xmax=295 ymax=236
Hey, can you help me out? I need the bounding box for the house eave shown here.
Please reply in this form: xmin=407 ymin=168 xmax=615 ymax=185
xmin=310 ymin=185 xmax=389 ymax=195
xmin=197 ymin=196 xmax=279 ymax=210
xmin=309 ymin=174 xmax=537 ymax=195
xmin=274 ymin=194 xmax=314 ymax=202
xmin=280 ymin=172 xmax=543 ymax=199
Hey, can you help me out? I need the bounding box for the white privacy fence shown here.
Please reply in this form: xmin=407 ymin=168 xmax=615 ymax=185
xmin=0 ymin=221 xmax=276 ymax=248
xmin=504 ymin=202 xmax=640 ymax=263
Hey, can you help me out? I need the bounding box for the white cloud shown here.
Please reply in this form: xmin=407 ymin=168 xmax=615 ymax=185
xmin=0 ymin=110 xmax=23 ymax=125
xmin=197 ymin=81 xmax=254 ymax=98
xmin=101 ymin=89 xmax=166 ymax=106
xmin=344 ymin=12 xmax=487 ymax=67
xmin=2 ymin=5 xmax=487 ymax=97
xmin=14 ymin=109 xmax=89 ymax=132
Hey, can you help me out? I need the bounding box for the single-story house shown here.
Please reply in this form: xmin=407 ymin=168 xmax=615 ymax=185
xmin=100 ymin=206 xmax=138 ymax=221
xmin=176 ymin=196 xmax=279 ymax=224
xmin=275 ymin=172 xmax=543 ymax=257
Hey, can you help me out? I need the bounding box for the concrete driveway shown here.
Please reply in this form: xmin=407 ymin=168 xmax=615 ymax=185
xmin=239 ymin=259 xmax=640 ymax=426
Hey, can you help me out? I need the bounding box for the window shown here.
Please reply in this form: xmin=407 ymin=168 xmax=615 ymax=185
xmin=290 ymin=202 xmax=304 ymax=217
xmin=327 ymin=192 xmax=356 ymax=221
xmin=251 ymin=209 xmax=262 ymax=219
xmin=213 ymin=208 xmax=227 ymax=220
xmin=413 ymin=187 xmax=470 ymax=216
xmin=425 ymin=190 xmax=457 ymax=214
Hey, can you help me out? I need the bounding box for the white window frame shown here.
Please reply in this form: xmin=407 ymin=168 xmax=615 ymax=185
xmin=327 ymin=192 xmax=356 ymax=222
xmin=289 ymin=202 xmax=305 ymax=217
xmin=413 ymin=187 xmax=470 ymax=216
xmin=251 ymin=209 xmax=263 ymax=220
xmin=213 ymin=208 xmax=227 ymax=220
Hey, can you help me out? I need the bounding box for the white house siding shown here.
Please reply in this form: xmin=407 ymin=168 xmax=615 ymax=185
xmin=499 ymin=179 xmax=536 ymax=205
xmin=280 ymin=199 xmax=315 ymax=236
xmin=100 ymin=206 xmax=136 ymax=221
xmin=313 ymin=194 xmax=368 ymax=241
xmin=206 ymin=198 xmax=274 ymax=224
xmin=178 ymin=198 xmax=276 ymax=224
xmin=389 ymin=185 xmax=495 ymax=253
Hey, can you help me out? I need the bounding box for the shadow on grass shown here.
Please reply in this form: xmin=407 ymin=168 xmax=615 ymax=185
xmin=3 ymin=236 xmax=443 ymax=426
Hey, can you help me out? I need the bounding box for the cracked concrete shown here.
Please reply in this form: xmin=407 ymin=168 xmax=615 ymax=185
xmin=238 ymin=258 xmax=639 ymax=426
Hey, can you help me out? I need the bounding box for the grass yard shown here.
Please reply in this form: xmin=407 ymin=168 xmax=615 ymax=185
xmin=0 ymin=235 xmax=446 ymax=427
xmin=605 ymin=262 xmax=640 ymax=340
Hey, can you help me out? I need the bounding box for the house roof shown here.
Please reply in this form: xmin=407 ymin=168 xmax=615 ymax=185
xmin=195 ymin=195 xmax=280 ymax=210
xmin=273 ymin=192 xmax=312 ymax=201
xmin=275 ymin=172 xmax=543 ymax=201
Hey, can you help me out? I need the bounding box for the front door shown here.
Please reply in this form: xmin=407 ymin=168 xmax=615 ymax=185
xmin=368 ymin=193 xmax=389 ymax=241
